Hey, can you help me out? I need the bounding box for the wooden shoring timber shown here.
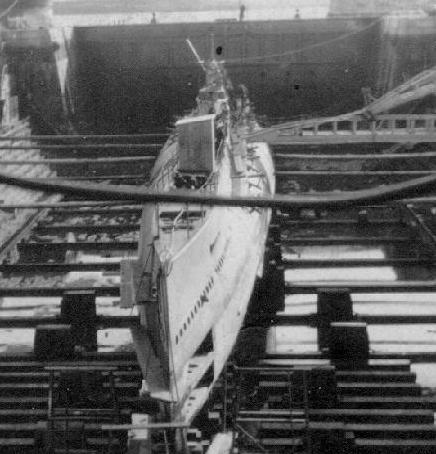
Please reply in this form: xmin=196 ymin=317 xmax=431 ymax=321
xmin=0 ymin=156 xmax=155 ymax=165
xmin=51 ymin=206 xmax=142 ymax=215
xmin=274 ymin=150 xmax=436 ymax=160
xmin=34 ymin=223 xmax=139 ymax=234
xmin=278 ymin=219 xmax=399 ymax=227
xmin=274 ymin=314 xmax=436 ymax=325
xmin=17 ymin=241 xmax=138 ymax=252
xmin=39 ymin=175 xmax=146 ymax=181
xmin=281 ymin=236 xmax=410 ymax=245
xmin=100 ymin=422 xmax=190 ymax=431
xmin=0 ymin=143 xmax=162 ymax=150
xmin=0 ymin=315 xmax=139 ymax=328
xmin=276 ymin=170 xmax=436 ymax=176
xmin=0 ymin=175 xmax=147 ymax=183
xmin=0 ymin=286 xmax=120 ymax=297
xmin=264 ymin=351 xmax=436 ymax=362
xmin=0 ymin=262 xmax=120 ymax=272
xmin=282 ymin=258 xmax=436 ymax=267
xmin=0 ymin=134 xmax=169 ymax=141
xmin=285 ymin=281 xmax=436 ymax=293
xmin=0 ymin=201 xmax=141 ymax=210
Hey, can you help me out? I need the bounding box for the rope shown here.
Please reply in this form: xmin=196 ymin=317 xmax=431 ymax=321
xmin=224 ymin=17 xmax=381 ymax=64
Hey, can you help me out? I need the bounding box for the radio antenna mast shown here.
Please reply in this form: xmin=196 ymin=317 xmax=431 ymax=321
xmin=210 ymin=33 xmax=215 ymax=60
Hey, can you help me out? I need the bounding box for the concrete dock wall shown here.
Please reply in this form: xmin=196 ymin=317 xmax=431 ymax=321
xmin=7 ymin=14 xmax=436 ymax=134
xmin=69 ymin=18 xmax=380 ymax=133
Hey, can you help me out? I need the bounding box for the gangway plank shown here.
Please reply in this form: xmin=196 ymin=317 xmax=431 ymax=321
xmin=247 ymin=64 xmax=436 ymax=145
xmin=247 ymin=114 xmax=436 ymax=145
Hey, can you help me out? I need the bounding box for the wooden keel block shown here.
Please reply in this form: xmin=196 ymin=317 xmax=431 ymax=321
xmin=61 ymin=290 xmax=97 ymax=351
xmin=61 ymin=290 xmax=97 ymax=321
xmin=329 ymin=322 xmax=369 ymax=369
xmin=317 ymin=288 xmax=353 ymax=321
xmin=34 ymin=324 xmax=74 ymax=361
xmin=310 ymin=427 xmax=348 ymax=454
xmin=317 ymin=288 xmax=353 ymax=351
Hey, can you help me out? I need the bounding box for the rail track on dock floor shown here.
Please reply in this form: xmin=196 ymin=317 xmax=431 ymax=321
xmin=1 ymin=136 xmax=436 ymax=452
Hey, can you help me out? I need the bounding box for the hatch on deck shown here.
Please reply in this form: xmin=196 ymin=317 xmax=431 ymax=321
xmin=177 ymin=114 xmax=215 ymax=174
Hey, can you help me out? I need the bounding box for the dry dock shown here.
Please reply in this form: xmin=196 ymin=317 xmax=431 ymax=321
xmin=1 ymin=1 xmax=436 ymax=453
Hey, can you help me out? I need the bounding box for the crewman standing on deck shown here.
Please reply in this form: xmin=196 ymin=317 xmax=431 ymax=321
xmin=239 ymin=4 xmax=246 ymax=21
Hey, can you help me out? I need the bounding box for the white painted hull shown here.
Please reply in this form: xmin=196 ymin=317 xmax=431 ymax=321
xmin=155 ymin=140 xmax=275 ymax=417
xmin=130 ymin=62 xmax=276 ymax=422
